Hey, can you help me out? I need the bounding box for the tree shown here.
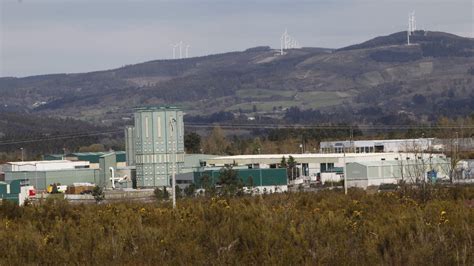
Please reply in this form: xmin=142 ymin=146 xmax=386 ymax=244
xmin=184 ymin=184 xmax=196 ymax=197
xmin=217 ymin=166 xmax=243 ymax=196
xmin=203 ymin=126 xmax=229 ymax=155
xmin=436 ymin=116 xmax=473 ymax=183
xmin=92 ymin=186 xmax=105 ymax=203
xmin=200 ymin=174 xmax=216 ymax=197
xmin=184 ymin=132 xmax=201 ymax=153
xmin=79 ymin=143 xmax=106 ymax=152
xmin=154 ymin=186 xmax=169 ymax=200
xmin=287 ymin=156 xmax=298 ymax=181
xmin=280 ymin=156 xmax=287 ymax=168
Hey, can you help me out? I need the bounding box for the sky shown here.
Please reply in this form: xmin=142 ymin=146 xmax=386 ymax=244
xmin=0 ymin=0 xmax=472 ymax=77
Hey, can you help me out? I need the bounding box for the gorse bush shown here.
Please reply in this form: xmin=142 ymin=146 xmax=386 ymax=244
xmin=0 ymin=187 xmax=473 ymax=265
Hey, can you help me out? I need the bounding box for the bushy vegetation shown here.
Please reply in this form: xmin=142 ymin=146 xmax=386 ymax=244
xmin=0 ymin=187 xmax=472 ymax=264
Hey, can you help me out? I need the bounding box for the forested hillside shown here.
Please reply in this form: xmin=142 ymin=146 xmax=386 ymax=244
xmin=0 ymin=30 xmax=473 ymax=128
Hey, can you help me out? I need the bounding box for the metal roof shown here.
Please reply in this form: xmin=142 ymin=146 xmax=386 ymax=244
xmin=65 ymin=151 xmax=126 ymax=163
xmin=7 ymin=160 xmax=72 ymax=165
xmin=350 ymin=158 xmax=448 ymax=167
xmin=211 ymin=153 xmax=400 ymax=160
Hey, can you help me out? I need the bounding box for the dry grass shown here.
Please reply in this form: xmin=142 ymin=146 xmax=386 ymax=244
xmin=0 ymin=186 xmax=473 ymax=265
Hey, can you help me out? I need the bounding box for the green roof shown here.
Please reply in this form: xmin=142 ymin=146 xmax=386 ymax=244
xmin=46 ymin=151 xmax=126 ymax=163
xmin=44 ymin=154 xmax=64 ymax=160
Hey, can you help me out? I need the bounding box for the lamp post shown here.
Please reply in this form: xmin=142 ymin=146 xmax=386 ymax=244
xmin=169 ymin=118 xmax=177 ymax=209
xmin=20 ymin=147 xmax=24 ymax=162
xmin=343 ymin=145 xmax=347 ymax=195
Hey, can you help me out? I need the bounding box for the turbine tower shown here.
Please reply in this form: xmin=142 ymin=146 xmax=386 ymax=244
xmin=185 ymin=44 xmax=191 ymax=58
xmin=407 ymin=11 xmax=416 ymax=45
xmin=171 ymin=41 xmax=191 ymax=59
xmin=280 ymin=29 xmax=300 ymax=55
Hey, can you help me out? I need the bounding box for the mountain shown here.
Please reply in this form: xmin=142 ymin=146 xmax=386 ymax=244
xmin=0 ymin=31 xmax=473 ymax=127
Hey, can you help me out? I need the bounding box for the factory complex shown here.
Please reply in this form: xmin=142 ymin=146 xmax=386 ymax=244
xmin=1 ymin=106 xmax=473 ymax=204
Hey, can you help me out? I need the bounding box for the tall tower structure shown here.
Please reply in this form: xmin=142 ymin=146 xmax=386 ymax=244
xmin=132 ymin=106 xmax=185 ymax=187
xmin=124 ymin=126 xmax=135 ymax=166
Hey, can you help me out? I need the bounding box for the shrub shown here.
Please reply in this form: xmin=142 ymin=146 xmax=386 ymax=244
xmin=0 ymin=186 xmax=472 ymax=264
xmin=91 ymin=186 xmax=105 ymax=203
xmin=154 ymin=186 xmax=169 ymax=200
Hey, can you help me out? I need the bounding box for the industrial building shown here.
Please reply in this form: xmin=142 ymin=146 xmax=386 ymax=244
xmin=193 ymin=168 xmax=288 ymax=193
xmin=201 ymin=152 xmax=448 ymax=186
xmin=0 ymin=180 xmax=35 ymax=205
xmin=346 ymin=158 xmax=450 ymax=189
xmin=320 ymin=138 xmax=436 ymax=153
xmin=4 ymin=168 xmax=100 ymax=191
xmin=1 ymin=152 xmax=132 ymax=191
xmin=125 ymin=106 xmax=185 ymax=187
xmin=2 ymin=160 xmax=90 ymax=172
xmin=44 ymin=151 xmax=127 ymax=169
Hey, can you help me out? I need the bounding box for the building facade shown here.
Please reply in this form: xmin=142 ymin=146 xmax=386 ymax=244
xmin=320 ymin=138 xmax=435 ymax=154
xmin=130 ymin=106 xmax=185 ymax=187
xmin=124 ymin=126 xmax=136 ymax=166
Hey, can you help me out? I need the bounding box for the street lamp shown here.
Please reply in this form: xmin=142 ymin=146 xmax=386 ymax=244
xmin=343 ymin=149 xmax=347 ymax=195
xmin=20 ymin=147 xmax=24 ymax=162
xmin=169 ymin=118 xmax=177 ymax=209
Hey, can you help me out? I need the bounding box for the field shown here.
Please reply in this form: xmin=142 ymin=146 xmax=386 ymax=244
xmin=0 ymin=187 xmax=473 ymax=265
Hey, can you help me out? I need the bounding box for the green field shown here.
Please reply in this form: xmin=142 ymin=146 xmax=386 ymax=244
xmin=0 ymin=187 xmax=473 ymax=264
xmin=235 ymin=89 xmax=296 ymax=99
xmin=225 ymin=90 xmax=354 ymax=112
xmin=226 ymin=101 xmax=298 ymax=112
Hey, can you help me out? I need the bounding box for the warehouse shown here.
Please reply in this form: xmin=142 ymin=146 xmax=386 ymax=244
xmin=45 ymin=151 xmax=127 ymax=169
xmin=345 ymin=158 xmax=450 ymax=189
xmin=320 ymin=138 xmax=436 ymax=153
xmin=193 ymin=168 xmax=288 ymax=193
xmin=4 ymin=168 xmax=100 ymax=191
xmin=203 ymin=153 xmax=445 ymax=180
xmin=1 ymin=152 xmax=131 ymax=191
xmin=1 ymin=160 xmax=90 ymax=172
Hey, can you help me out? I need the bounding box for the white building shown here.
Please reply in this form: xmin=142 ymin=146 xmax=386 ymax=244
xmin=346 ymin=158 xmax=450 ymax=189
xmin=1 ymin=160 xmax=90 ymax=172
xmin=203 ymin=152 xmax=446 ymax=183
xmin=320 ymin=138 xmax=436 ymax=154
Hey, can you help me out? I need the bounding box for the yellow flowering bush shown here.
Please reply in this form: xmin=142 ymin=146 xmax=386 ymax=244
xmin=0 ymin=186 xmax=472 ymax=264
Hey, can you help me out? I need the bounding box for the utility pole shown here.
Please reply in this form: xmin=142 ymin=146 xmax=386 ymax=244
xmin=169 ymin=118 xmax=177 ymax=208
xmin=421 ymin=133 xmax=425 ymax=183
xmin=343 ymin=146 xmax=347 ymax=195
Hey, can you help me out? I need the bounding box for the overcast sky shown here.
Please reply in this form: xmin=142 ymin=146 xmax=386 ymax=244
xmin=0 ymin=0 xmax=472 ymax=77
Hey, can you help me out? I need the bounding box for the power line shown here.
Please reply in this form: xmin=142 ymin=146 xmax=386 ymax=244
xmin=0 ymin=130 xmax=123 ymax=146
xmin=0 ymin=123 xmax=472 ymax=146
xmin=185 ymin=123 xmax=474 ymax=130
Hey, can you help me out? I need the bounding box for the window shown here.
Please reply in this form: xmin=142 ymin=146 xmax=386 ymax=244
xmin=157 ymin=116 xmax=161 ymax=138
xmin=145 ymin=117 xmax=149 ymax=138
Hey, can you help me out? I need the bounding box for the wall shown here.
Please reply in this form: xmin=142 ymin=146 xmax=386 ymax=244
xmin=99 ymin=153 xmax=117 ymax=189
xmin=193 ymin=168 xmax=288 ymax=188
xmin=5 ymin=169 xmax=99 ymax=191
